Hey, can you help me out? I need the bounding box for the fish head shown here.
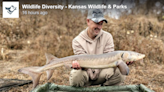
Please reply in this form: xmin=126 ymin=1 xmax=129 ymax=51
xmin=122 ymin=51 xmax=145 ymax=62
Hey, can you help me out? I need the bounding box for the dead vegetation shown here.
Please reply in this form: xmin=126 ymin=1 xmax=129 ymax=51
xmin=0 ymin=9 xmax=164 ymax=92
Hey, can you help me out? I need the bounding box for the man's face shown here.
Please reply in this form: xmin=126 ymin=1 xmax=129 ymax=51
xmin=87 ymin=19 xmax=103 ymax=38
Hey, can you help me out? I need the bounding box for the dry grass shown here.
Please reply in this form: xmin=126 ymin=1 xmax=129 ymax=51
xmin=0 ymin=9 xmax=164 ymax=92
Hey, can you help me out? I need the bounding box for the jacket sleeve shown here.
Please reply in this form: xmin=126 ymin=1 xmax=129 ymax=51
xmin=103 ymin=34 xmax=114 ymax=53
xmin=72 ymin=38 xmax=87 ymax=55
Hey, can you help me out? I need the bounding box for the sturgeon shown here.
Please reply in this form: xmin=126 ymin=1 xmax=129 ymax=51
xmin=18 ymin=51 xmax=145 ymax=89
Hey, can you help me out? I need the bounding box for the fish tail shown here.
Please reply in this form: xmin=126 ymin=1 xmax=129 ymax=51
xmin=18 ymin=67 xmax=42 ymax=89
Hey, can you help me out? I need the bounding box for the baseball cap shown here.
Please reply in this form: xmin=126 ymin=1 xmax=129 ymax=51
xmin=87 ymin=9 xmax=108 ymax=23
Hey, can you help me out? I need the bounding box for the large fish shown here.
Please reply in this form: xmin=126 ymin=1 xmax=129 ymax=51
xmin=18 ymin=51 xmax=145 ymax=89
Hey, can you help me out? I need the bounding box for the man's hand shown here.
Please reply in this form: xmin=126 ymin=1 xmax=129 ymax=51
xmin=72 ymin=60 xmax=81 ymax=69
xmin=126 ymin=61 xmax=133 ymax=65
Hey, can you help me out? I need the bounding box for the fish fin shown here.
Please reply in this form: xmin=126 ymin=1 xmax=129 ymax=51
xmin=45 ymin=53 xmax=58 ymax=80
xmin=18 ymin=67 xmax=42 ymax=89
xmin=117 ymin=60 xmax=129 ymax=75
xmin=45 ymin=53 xmax=58 ymax=64
xmin=46 ymin=69 xmax=54 ymax=80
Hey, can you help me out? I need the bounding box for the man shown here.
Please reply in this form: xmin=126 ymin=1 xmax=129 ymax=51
xmin=69 ymin=9 xmax=132 ymax=87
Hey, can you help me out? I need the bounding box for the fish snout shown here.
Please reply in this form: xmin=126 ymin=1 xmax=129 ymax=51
xmin=141 ymin=54 xmax=145 ymax=58
xmin=137 ymin=54 xmax=145 ymax=60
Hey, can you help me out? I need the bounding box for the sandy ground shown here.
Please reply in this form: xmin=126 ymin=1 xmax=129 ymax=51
xmin=0 ymin=59 xmax=164 ymax=92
